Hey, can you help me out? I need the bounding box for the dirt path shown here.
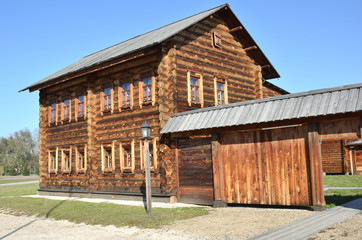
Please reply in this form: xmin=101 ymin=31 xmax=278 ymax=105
xmin=0 ymin=207 xmax=314 ymax=240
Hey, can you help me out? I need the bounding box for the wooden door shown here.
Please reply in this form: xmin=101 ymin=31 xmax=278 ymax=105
xmin=177 ymin=136 xmax=214 ymax=205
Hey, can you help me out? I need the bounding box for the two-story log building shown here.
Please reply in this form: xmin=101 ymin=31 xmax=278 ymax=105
xmin=21 ymin=4 xmax=288 ymax=203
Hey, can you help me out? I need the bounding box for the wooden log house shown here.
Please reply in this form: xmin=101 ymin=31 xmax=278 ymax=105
xmin=21 ymin=4 xmax=287 ymax=202
xmin=161 ymin=83 xmax=362 ymax=210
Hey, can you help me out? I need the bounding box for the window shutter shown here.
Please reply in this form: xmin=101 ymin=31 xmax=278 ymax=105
xmin=48 ymin=150 xmax=51 ymax=173
xmin=151 ymin=76 xmax=156 ymax=106
xmin=187 ymin=71 xmax=191 ymax=106
xmin=200 ymin=74 xmax=204 ymax=107
xmin=55 ymin=148 xmax=58 ymax=172
xmin=84 ymin=145 xmax=87 ymax=172
xmin=139 ymin=81 xmax=143 ymax=108
xmin=225 ymin=80 xmax=228 ymax=104
xmin=84 ymin=95 xmax=87 ymax=119
xmin=120 ymin=142 xmax=124 ymax=172
xmin=112 ymin=141 xmax=115 ymax=170
xmin=131 ymin=139 xmax=135 ymax=173
xmin=111 ymin=87 xmax=114 ymax=114
xmin=75 ymin=97 xmax=78 ymax=122
xmin=214 ymin=77 xmax=218 ymax=106
xmin=61 ymin=101 xmax=64 ymax=123
xmin=140 ymin=140 xmax=144 ymax=169
xmin=130 ymin=81 xmax=134 ymax=109
xmin=153 ymin=138 xmax=158 ymax=169
xmin=101 ymin=144 xmax=104 ymax=171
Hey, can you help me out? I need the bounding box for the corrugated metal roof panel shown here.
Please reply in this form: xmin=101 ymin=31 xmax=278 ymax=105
xmin=161 ymin=83 xmax=362 ymax=134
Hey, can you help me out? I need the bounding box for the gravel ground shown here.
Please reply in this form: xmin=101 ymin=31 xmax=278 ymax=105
xmin=306 ymin=213 xmax=362 ymax=240
xmin=0 ymin=206 xmax=314 ymax=240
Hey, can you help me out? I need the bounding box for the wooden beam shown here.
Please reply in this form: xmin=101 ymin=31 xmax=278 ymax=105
xmin=307 ymin=123 xmax=326 ymax=211
xmin=211 ymin=133 xmax=227 ymax=207
xmin=243 ymin=46 xmax=258 ymax=51
xmin=359 ymin=116 xmax=362 ymax=138
xmin=262 ymin=65 xmax=271 ymax=69
xmin=175 ymin=139 xmax=180 ymax=201
xmin=229 ymin=26 xmax=243 ymax=33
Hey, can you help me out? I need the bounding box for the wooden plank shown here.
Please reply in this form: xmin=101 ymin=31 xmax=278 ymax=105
xmin=307 ymin=123 xmax=326 ymax=210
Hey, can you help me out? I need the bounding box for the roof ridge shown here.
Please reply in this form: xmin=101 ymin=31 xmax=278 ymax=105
xmin=84 ymin=4 xmax=228 ymax=58
xmin=170 ymin=82 xmax=362 ymax=117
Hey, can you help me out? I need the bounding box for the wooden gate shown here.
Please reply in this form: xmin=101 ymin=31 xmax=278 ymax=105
xmin=177 ymin=136 xmax=214 ymax=205
xmin=218 ymin=125 xmax=311 ymax=206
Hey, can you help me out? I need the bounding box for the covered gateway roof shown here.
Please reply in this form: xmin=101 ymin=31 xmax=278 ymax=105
xmin=161 ymin=83 xmax=362 ymax=134
xmin=21 ymin=4 xmax=279 ymax=92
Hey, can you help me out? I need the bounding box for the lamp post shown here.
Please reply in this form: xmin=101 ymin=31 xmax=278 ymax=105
xmin=141 ymin=121 xmax=152 ymax=215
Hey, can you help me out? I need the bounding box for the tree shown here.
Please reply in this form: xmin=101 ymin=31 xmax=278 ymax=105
xmin=0 ymin=129 xmax=39 ymax=175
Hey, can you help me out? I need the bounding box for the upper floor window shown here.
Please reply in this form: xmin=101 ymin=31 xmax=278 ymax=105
xmin=63 ymin=100 xmax=70 ymax=120
xmin=104 ymin=88 xmax=112 ymax=110
xmin=143 ymin=77 xmax=152 ymax=102
xmin=50 ymin=103 xmax=57 ymax=123
xmin=139 ymin=73 xmax=155 ymax=107
xmin=214 ymin=77 xmax=228 ymax=106
xmin=122 ymin=83 xmax=131 ymax=105
xmin=78 ymin=96 xmax=85 ymax=117
xmin=212 ymin=32 xmax=222 ymax=49
xmin=187 ymin=70 xmax=203 ymax=107
xmin=100 ymin=86 xmax=114 ymax=115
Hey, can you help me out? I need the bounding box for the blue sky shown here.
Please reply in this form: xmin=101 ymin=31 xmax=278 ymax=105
xmin=1 ymin=0 xmax=362 ymax=138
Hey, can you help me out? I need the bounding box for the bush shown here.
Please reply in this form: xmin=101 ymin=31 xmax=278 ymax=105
xmin=9 ymin=168 xmax=17 ymax=176
xmin=22 ymin=167 xmax=30 ymax=176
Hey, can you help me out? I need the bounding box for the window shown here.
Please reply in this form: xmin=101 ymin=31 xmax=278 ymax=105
xmin=104 ymin=88 xmax=112 ymax=110
xmin=118 ymin=80 xmax=133 ymax=110
xmin=101 ymin=142 xmax=115 ymax=172
xmin=61 ymin=148 xmax=71 ymax=173
xmin=76 ymin=145 xmax=87 ymax=173
xmin=63 ymin=100 xmax=70 ymax=120
xmin=78 ymin=96 xmax=85 ymax=117
xmin=212 ymin=32 xmax=222 ymax=48
xmin=100 ymin=87 xmax=114 ymax=114
xmin=139 ymin=73 xmax=155 ymax=107
xmin=49 ymin=103 xmax=57 ymax=124
xmin=187 ymin=71 xmax=203 ymax=107
xmin=140 ymin=138 xmax=158 ymax=171
xmin=143 ymin=77 xmax=152 ymax=102
xmin=214 ymin=77 xmax=228 ymax=106
xmin=120 ymin=140 xmax=135 ymax=172
xmin=48 ymin=148 xmax=58 ymax=173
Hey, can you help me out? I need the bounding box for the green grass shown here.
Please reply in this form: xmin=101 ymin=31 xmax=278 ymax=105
xmin=0 ymin=183 xmax=38 ymax=197
xmin=323 ymin=175 xmax=362 ymax=187
xmin=0 ymin=197 xmax=208 ymax=228
xmin=324 ymin=189 xmax=362 ymax=208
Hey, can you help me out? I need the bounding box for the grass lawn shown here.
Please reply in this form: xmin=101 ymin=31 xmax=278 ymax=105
xmin=0 ymin=183 xmax=208 ymax=228
xmin=323 ymin=175 xmax=362 ymax=187
xmin=323 ymin=175 xmax=362 ymax=208
xmin=0 ymin=197 xmax=208 ymax=228
xmin=0 ymin=183 xmax=39 ymax=197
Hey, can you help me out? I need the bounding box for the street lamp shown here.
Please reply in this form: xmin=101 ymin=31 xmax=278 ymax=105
xmin=141 ymin=121 xmax=152 ymax=215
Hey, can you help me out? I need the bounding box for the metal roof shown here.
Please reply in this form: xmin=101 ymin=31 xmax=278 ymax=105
xmin=161 ymin=82 xmax=362 ymax=134
xmin=21 ymin=3 xmax=280 ymax=92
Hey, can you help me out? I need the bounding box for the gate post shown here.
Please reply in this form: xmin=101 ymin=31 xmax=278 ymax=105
xmin=211 ymin=133 xmax=227 ymax=207
xmin=307 ymin=123 xmax=326 ymax=211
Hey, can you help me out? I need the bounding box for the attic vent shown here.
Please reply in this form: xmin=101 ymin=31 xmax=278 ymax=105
xmin=213 ymin=32 xmax=222 ymax=48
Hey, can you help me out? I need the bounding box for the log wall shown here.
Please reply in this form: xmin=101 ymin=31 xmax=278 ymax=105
xmin=173 ymin=14 xmax=261 ymax=112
